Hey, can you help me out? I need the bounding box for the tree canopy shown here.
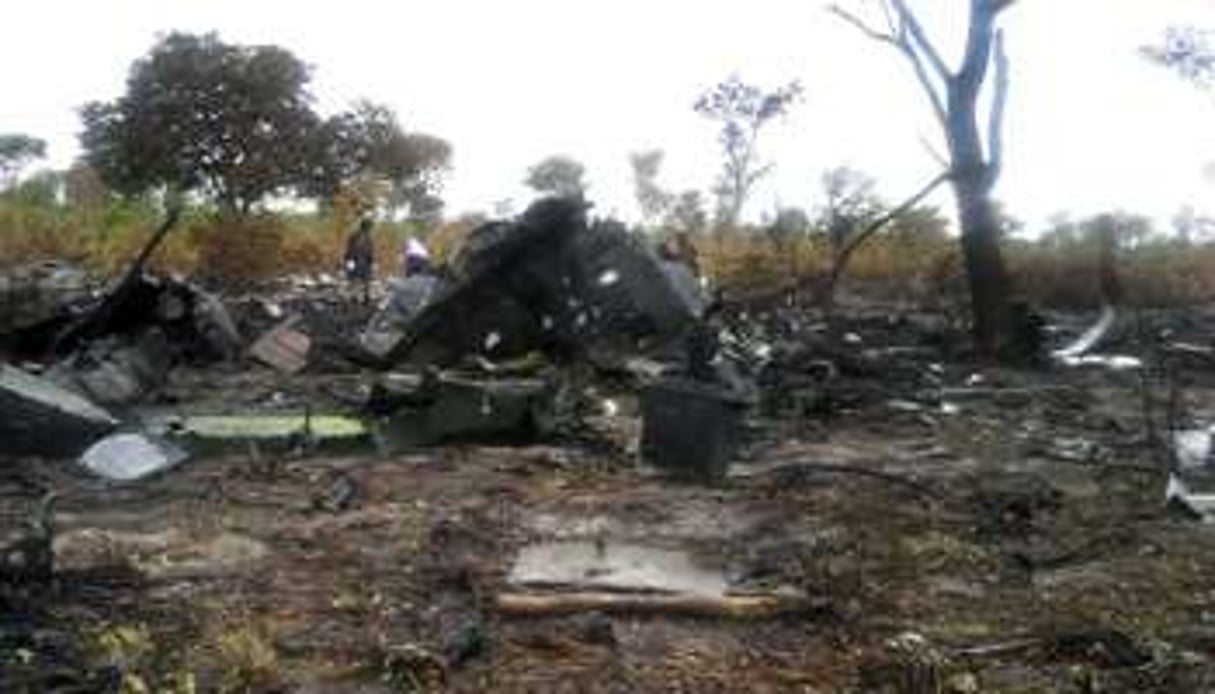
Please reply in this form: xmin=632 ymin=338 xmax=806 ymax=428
xmin=1144 ymin=27 xmax=1215 ymax=86
xmin=81 ymin=32 xmax=322 ymax=213
xmin=664 ymin=190 xmax=708 ymax=234
xmin=0 ymin=133 xmax=47 ymax=190
xmin=629 ymin=149 xmax=673 ymax=225
xmin=524 ymin=155 xmax=587 ymax=197
xmin=308 ymin=100 xmax=451 ymax=218
xmin=694 ymin=76 xmax=801 ymax=228
xmin=80 ymin=32 xmax=450 ymax=217
xmin=815 ymin=166 xmax=882 ymax=252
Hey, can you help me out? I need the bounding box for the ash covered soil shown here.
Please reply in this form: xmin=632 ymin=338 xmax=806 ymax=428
xmin=6 ymin=295 xmax=1215 ymax=692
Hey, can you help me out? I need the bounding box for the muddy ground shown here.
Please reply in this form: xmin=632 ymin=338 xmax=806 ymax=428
xmin=5 ymin=298 xmax=1215 ymax=692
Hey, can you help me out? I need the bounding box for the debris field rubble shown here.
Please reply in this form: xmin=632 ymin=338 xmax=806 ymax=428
xmin=0 ymin=196 xmax=759 ymax=480
xmin=5 ymin=196 xmax=1215 ymax=690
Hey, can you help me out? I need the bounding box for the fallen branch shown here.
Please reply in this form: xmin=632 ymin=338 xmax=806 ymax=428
xmin=818 ymin=170 xmax=950 ymax=308
xmin=749 ymin=459 xmax=948 ymax=502
xmin=950 ymin=636 xmax=1042 ymax=659
xmin=495 ymin=591 xmax=824 ymax=619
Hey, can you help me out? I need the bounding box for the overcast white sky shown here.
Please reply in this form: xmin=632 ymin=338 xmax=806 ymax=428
xmin=4 ymin=1 xmax=1215 ymax=231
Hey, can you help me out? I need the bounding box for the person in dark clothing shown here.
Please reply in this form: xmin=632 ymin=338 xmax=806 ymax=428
xmin=344 ymin=216 xmax=376 ymax=304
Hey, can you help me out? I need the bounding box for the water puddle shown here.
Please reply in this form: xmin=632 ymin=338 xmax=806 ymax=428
xmin=509 ymin=541 xmax=728 ymax=597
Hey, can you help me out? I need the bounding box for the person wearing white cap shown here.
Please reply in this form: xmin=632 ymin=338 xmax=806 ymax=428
xmin=360 ymin=236 xmax=440 ymax=356
xmin=387 ymin=237 xmax=439 ymax=321
xmin=401 ymin=237 xmax=432 ymax=276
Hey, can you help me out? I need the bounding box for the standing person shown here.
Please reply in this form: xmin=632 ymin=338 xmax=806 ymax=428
xmin=400 ymin=238 xmax=432 ymax=278
xmin=344 ymin=216 xmax=376 ymax=304
xmin=386 ymin=238 xmax=439 ymax=323
xmin=657 ymin=235 xmax=706 ymax=319
xmin=358 ymin=237 xmax=440 ymax=359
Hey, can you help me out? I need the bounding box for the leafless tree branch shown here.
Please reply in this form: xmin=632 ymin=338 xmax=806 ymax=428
xmin=831 ymin=2 xmax=948 ymax=127
xmin=828 ymin=4 xmax=898 ymax=45
xmin=879 ymin=0 xmax=899 ymax=36
xmin=820 ymin=169 xmax=951 ymax=305
xmin=890 ymin=0 xmax=952 ymax=81
xmin=900 ymin=33 xmax=950 ymax=128
xmin=918 ymin=134 xmax=949 ymax=168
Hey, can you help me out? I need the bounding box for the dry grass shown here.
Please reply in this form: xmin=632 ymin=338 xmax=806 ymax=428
xmin=698 ymin=228 xmax=1215 ymax=309
xmin=1 ymin=196 xmax=1212 ymax=307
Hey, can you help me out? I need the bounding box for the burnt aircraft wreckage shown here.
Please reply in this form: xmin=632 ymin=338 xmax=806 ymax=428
xmin=359 ymin=196 xmax=705 ymax=367
xmin=358 ymin=196 xmax=755 ymax=473
xmin=0 ymin=197 xmax=759 ymax=484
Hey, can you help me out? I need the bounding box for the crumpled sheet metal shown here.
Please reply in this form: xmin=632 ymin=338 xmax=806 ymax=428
xmin=0 ymin=364 xmax=119 ymax=458
xmin=80 ymin=432 xmax=189 ymax=482
xmin=373 ymin=197 xmax=704 ymax=368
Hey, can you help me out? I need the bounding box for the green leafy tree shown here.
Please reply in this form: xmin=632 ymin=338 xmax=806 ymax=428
xmin=524 ymin=155 xmax=587 ymax=197
xmin=7 ymin=170 xmax=63 ymax=208
xmin=391 ymin=134 xmax=452 ymax=220
xmin=0 ymin=133 xmax=46 ymax=190
xmin=80 ymin=32 xmax=322 ymax=215
xmin=309 ymin=100 xmax=451 ymax=218
xmin=63 ymin=163 xmax=112 ymax=210
xmin=693 ymin=76 xmax=801 ymax=228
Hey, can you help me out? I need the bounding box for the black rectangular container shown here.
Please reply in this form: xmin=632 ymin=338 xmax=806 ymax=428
xmin=640 ymin=377 xmax=748 ymax=482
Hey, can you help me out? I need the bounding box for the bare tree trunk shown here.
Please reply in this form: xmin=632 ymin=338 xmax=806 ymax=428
xmin=832 ymin=0 xmax=1019 ymax=357
xmin=945 ymin=1 xmax=1015 ymax=354
xmin=954 ymin=181 xmax=1011 ymax=351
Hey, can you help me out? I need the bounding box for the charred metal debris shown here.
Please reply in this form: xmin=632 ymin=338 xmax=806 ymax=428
xmin=0 ymin=196 xmax=765 ymax=483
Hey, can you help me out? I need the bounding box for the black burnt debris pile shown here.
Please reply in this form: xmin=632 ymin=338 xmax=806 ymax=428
xmin=0 ymin=222 xmax=242 ymax=458
xmin=5 ymin=197 xmax=1215 ymax=690
xmin=358 ymin=197 xmax=705 ymax=367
